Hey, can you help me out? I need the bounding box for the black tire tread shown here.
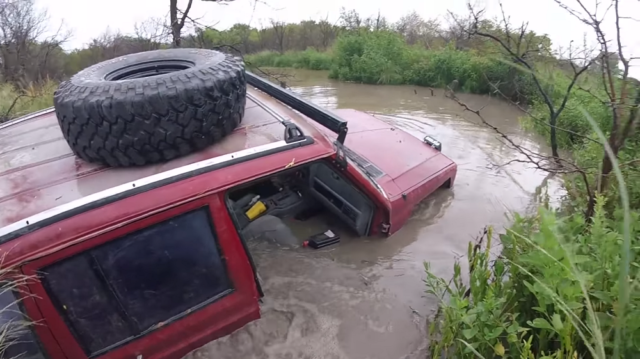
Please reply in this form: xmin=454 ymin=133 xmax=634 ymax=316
xmin=53 ymin=51 xmax=246 ymax=167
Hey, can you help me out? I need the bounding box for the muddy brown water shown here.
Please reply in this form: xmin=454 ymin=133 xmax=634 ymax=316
xmin=184 ymin=69 xmax=564 ymax=359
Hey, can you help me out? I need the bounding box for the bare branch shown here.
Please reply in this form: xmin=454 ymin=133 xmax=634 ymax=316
xmin=0 ymin=0 xmax=71 ymax=85
xmin=178 ymin=0 xmax=194 ymax=29
xmin=467 ymin=4 xmax=557 ymax=123
xmin=444 ymin=84 xmax=595 ymax=217
xmin=2 ymin=94 xmax=31 ymax=121
xmin=485 ymin=76 xmax=602 ymax=145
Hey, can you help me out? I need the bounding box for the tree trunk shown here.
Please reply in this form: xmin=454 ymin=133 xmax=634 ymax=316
xmin=549 ymin=114 xmax=560 ymax=158
xmin=169 ymin=0 xmax=180 ymax=47
xmin=172 ymin=27 xmax=182 ymax=47
xmin=598 ymin=135 xmax=621 ymax=193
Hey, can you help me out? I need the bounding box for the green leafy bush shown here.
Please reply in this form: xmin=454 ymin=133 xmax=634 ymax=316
xmin=329 ymin=30 xmax=408 ymax=84
xmin=245 ymin=49 xmax=333 ymax=71
xmin=425 ymin=199 xmax=640 ymax=358
xmin=329 ymin=32 xmax=543 ymax=103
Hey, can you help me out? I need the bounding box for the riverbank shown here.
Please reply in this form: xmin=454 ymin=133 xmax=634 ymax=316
xmin=245 ymin=33 xmax=615 ymax=151
xmin=247 ymin=35 xmax=640 ymax=211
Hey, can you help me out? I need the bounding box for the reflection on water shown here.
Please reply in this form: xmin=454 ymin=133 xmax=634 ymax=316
xmin=187 ymin=68 xmax=566 ymax=359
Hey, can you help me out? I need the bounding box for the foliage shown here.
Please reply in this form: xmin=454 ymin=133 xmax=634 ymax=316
xmin=0 ymin=81 xmax=56 ymax=122
xmin=4 ymin=3 xmax=556 ymax=86
xmin=0 ymin=260 xmax=39 ymax=358
xmin=326 ymin=31 xmax=540 ymax=103
xmin=245 ymin=49 xmax=333 ymax=70
xmin=329 ymin=31 xmax=408 ymax=84
xmin=520 ymin=74 xmax=640 ymax=209
xmin=425 ymin=199 xmax=640 ymax=358
xmin=522 ymin=72 xmax=615 ymax=149
xmin=421 ymin=27 xmax=640 ymax=358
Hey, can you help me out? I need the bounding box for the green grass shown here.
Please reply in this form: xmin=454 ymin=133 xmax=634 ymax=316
xmin=248 ymin=32 xmax=540 ymax=105
xmin=0 ymin=262 xmax=38 ymax=358
xmin=423 ymin=89 xmax=639 ymax=358
xmin=0 ymin=81 xmax=56 ymax=122
xmin=245 ymin=49 xmax=333 ymax=71
xmin=425 ymin=198 xmax=639 ymax=358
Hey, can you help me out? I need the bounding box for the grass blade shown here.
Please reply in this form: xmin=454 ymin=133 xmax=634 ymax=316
xmin=579 ymin=107 xmax=631 ymax=359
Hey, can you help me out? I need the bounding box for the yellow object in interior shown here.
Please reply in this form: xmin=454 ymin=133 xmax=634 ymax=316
xmin=245 ymin=201 xmax=267 ymax=221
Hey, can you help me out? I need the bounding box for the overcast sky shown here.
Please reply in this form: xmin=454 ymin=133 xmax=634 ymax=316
xmin=37 ymin=0 xmax=639 ymax=77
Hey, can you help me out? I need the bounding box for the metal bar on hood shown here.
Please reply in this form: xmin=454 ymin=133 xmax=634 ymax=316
xmin=245 ymin=71 xmax=348 ymax=144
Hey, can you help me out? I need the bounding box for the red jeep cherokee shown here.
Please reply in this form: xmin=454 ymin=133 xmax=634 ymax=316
xmin=0 ymin=49 xmax=456 ymax=359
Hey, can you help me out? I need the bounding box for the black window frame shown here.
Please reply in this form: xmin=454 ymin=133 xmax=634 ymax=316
xmin=40 ymin=206 xmax=234 ymax=358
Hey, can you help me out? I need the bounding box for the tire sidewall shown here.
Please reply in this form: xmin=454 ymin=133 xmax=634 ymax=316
xmin=53 ymin=48 xmax=247 ymax=167
xmin=68 ymin=48 xmax=231 ymax=87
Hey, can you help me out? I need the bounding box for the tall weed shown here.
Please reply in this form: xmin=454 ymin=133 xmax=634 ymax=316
xmin=425 ymin=199 xmax=639 ymax=358
xmin=245 ymin=49 xmax=333 ymax=71
xmin=0 ymin=260 xmax=39 ymax=359
xmin=0 ymin=81 xmax=55 ymax=122
xmin=426 ymin=107 xmax=639 ymax=358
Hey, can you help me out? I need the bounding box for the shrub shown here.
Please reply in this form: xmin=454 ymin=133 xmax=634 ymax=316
xmin=330 ymin=33 xmax=542 ymax=103
xmin=329 ymin=31 xmax=407 ymax=84
xmin=245 ymin=49 xmax=332 ymax=71
xmin=425 ymin=199 xmax=640 ymax=358
xmin=0 ymin=81 xmax=56 ymax=122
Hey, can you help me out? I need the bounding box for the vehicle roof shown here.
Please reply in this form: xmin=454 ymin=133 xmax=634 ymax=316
xmin=0 ymin=87 xmax=334 ymax=230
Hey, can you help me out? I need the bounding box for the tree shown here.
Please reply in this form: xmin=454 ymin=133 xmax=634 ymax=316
xmin=297 ymin=20 xmax=317 ymax=50
xmin=442 ymin=11 xmax=474 ymax=50
xmin=270 ymin=19 xmax=286 ymax=54
xmin=394 ymin=12 xmax=441 ymax=49
xmin=0 ymin=0 xmax=70 ymax=86
xmin=363 ymin=11 xmax=389 ymax=32
xmin=465 ymin=3 xmax=595 ymax=159
xmin=395 ymin=11 xmax=424 ymax=45
xmin=134 ymin=17 xmax=169 ymax=50
xmin=317 ymin=17 xmax=336 ymax=50
xmin=169 ymin=0 xmax=233 ymax=47
xmin=339 ymin=8 xmax=362 ymax=31
xmin=229 ymin=23 xmax=255 ymax=53
xmin=554 ymin=0 xmax=640 ymax=196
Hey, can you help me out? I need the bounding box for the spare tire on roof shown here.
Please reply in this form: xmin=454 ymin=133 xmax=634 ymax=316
xmin=53 ymin=48 xmax=247 ymax=167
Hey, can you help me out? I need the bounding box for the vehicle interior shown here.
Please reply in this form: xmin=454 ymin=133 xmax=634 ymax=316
xmin=225 ymin=161 xmax=376 ymax=246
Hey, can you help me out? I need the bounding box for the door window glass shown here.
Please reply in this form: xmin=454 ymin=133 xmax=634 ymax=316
xmin=41 ymin=207 xmax=232 ymax=356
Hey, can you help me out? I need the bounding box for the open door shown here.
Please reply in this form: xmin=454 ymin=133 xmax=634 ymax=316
xmin=308 ymin=162 xmax=375 ymax=236
xmin=22 ymin=195 xmax=260 ymax=359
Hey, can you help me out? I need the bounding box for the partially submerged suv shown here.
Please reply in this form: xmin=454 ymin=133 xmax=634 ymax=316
xmin=0 ymin=49 xmax=456 ymax=359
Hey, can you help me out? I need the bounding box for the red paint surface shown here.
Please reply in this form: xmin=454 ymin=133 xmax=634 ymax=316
xmin=0 ymin=89 xmax=333 ymax=228
xmin=0 ymin=86 xmax=457 ymax=359
xmin=22 ymin=196 xmax=261 ymax=359
xmin=310 ymin=109 xmax=458 ymax=233
xmin=2 ymin=140 xmax=333 ymax=359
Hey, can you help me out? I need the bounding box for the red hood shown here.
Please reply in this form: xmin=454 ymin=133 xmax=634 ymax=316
xmin=308 ymin=109 xmax=456 ymax=200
